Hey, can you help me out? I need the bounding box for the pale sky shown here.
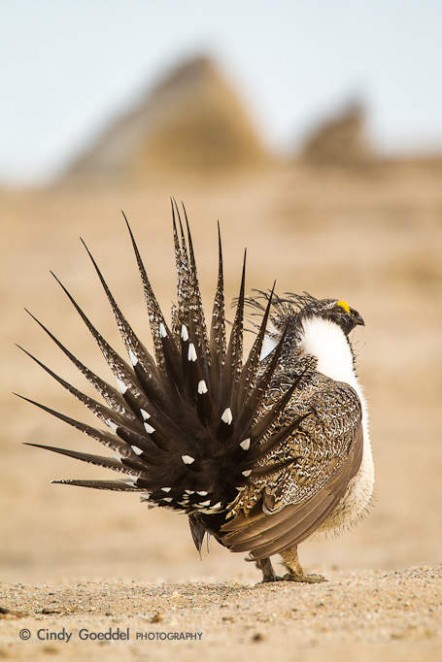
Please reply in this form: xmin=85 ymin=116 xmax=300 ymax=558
xmin=1 ymin=0 xmax=441 ymax=185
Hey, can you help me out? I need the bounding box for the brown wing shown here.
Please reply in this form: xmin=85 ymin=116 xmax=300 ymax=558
xmin=221 ymin=383 xmax=363 ymax=560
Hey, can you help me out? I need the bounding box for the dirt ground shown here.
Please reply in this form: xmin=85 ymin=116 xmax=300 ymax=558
xmin=1 ymin=166 xmax=441 ymax=660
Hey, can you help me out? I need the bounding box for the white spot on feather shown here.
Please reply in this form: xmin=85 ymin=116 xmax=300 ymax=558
xmin=116 ymin=378 xmax=128 ymax=394
xmin=240 ymin=438 xmax=251 ymax=451
xmin=181 ymin=324 xmax=189 ymax=341
xmin=221 ymin=408 xmax=233 ymax=424
xmin=144 ymin=422 xmax=155 ymax=434
xmin=182 ymin=454 xmax=195 ymax=465
xmin=199 ymin=499 xmax=211 ymax=506
xmin=197 ymin=380 xmax=208 ymax=394
xmin=107 ymin=420 xmax=118 ymax=432
xmin=188 ymin=343 xmax=197 ymax=362
xmin=161 ymin=487 xmax=172 ymax=492
xmin=197 ymin=490 xmax=208 ymax=496
xmin=129 ymin=349 xmax=138 ymax=366
xmin=131 ymin=445 xmax=143 ymax=456
xmin=140 ymin=409 xmax=150 ymax=420
xmin=242 ymin=469 xmax=252 ymax=477
xmin=184 ymin=489 xmax=195 ymax=494
xmin=162 ymin=497 xmax=173 ymax=503
xmin=260 ymin=321 xmax=279 ymax=360
xmin=159 ymin=322 xmax=167 ymax=338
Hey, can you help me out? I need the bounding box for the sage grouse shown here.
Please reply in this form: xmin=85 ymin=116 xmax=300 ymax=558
xmin=19 ymin=203 xmax=374 ymax=583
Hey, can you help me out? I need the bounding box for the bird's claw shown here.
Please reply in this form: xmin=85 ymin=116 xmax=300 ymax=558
xmin=281 ymin=572 xmax=327 ymax=584
xmin=259 ymin=574 xmax=285 ymax=583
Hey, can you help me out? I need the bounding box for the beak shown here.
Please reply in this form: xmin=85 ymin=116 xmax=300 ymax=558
xmin=351 ymin=308 xmax=365 ymax=327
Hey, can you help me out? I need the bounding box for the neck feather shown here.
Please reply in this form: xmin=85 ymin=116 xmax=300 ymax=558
xmin=299 ymin=317 xmax=357 ymax=387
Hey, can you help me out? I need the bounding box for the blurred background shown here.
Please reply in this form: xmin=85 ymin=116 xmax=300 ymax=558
xmin=1 ymin=1 xmax=441 ymax=584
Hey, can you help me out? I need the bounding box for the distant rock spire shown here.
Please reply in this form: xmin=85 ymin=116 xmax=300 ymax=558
xmin=299 ymin=99 xmax=374 ymax=168
xmin=63 ymin=54 xmax=269 ymax=184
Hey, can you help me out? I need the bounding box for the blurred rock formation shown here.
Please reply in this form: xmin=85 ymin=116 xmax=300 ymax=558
xmin=63 ymin=55 xmax=269 ymax=184
xmin=299 ymin=100 xmax=374 ymax=168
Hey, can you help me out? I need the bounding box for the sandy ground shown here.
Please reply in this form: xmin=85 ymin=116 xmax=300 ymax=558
xmin=1 ymin=567 xmax=441 ymax=662
xmin=0 ymin=166 xmax=441 ymax=659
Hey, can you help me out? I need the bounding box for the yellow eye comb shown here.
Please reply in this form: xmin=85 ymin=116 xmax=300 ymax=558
xmin=336 ymin=300 xmax=350 ymax=313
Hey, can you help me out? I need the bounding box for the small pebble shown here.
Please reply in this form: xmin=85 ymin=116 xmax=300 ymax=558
xmin=252 ymin=632 xmax=264 ymax=642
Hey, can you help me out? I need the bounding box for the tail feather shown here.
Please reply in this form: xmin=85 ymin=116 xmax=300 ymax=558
xmin=172 ymin=201 xmax=211 ymax=391
xmin=209 ymin=222 xmax=226 ymax=382
xmin=172 ymin=203 xmax=193 ymax=335
xmin=50 ymin=271 xmax=150 ymax=409
xmin=80 ymin=238 xmax=158 ymax=380
xmin=16 ymin=393 xmax=139 ymax=458
xmin=181 ymin=202 xmax=210 ymax=366
xmin=16 ymin=344 xmax=142 ymax=436
xmin=52 ymin=479 xmax=141 ymax=492
xmin=24 ymin=308 xmax=131 ymax=418
xmin=25 ymin=443 xmax=144 ymax=476
xmin=20 ymin=207 xmax=306 ymax=521
xmin=235 ymin=325 xmax=289 ymax=439
xmin=238 ymin=282 xmax=275 ymax=407
xmin=225 ymin=251 xmax=246 ymax=398
xmin=123 ymin=210 xmax=177 ymax=373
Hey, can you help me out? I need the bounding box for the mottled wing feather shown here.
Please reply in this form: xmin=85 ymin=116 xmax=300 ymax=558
xmin=221 ymin=382 xmax=363 ymax=559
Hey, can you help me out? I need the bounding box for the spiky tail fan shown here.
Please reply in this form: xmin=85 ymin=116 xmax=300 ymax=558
xmin=18 ymin=202 xmax=305 ymax=551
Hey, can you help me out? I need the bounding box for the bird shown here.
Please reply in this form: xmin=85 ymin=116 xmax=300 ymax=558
xmin=18 ymin=201 xmax=374 ymax=583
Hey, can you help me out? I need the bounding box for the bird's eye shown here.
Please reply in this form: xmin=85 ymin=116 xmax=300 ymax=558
xmin=335 ymin=300 xmax=350 ymax=313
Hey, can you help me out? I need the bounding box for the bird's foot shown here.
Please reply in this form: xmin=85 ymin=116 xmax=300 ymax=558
xmin=259 ymin=573 xmax=284 ymax=583
xmin=251 ymin=556 xmax=281 ymax=583
xmin=281 ymin=572 xmax=327 ymax=584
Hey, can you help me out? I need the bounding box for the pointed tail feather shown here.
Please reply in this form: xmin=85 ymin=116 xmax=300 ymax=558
xmin=24 ymin=308 xmax=132 ymax=418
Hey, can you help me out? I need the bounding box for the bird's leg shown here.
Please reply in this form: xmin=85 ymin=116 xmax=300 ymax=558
xmin=280 ymin=546 xmax=327 ymax=583
xmin=255 ymin=557 xmax=279 ymax=582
